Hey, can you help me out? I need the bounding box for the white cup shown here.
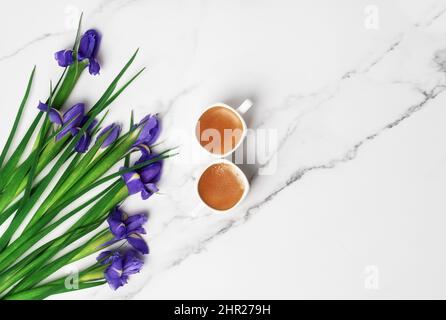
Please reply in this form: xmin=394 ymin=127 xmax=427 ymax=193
xmin=195 ymin=99 xmax=253 ymax=158
xmin=196 ymin=159 xmax=250 ymax=213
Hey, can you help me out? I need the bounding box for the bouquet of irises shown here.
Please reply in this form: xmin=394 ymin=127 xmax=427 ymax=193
xmin=0 ymin=17 xmax=175 ymax=299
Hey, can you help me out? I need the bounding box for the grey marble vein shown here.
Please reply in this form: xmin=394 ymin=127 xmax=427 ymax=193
xmin=0 ymin=32 xmax=65 ymax=63
xmin=245 ymin=84 xmax=445 ymax=220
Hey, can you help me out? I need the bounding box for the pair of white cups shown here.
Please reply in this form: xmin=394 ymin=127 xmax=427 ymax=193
xmin=195 ymin=99 xmax=253 ymax=212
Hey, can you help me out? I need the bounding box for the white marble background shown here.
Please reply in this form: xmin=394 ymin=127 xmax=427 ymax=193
xmin=1 ymin=0 xmax=446 ymax=299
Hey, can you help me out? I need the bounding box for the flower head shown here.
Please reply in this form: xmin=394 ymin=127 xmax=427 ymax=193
xmin=96 ymin=123 xmax=121 ymax=149
xmin=136 ymin=151 xmax=163 ymax=185
xmin=107 ymin=207 xmax=149 ymax=254
xmin=97 ymin=250 xmax=144 ymax=291
xmin=38 ymin=102 xmax=97 ymax=153
xmin=54 ymin=50 xmax=74 ymax=67
xmin=54 ymin=29 xmax=101 ymax=75
xmin=121 ymin=147 xmax=163 ymax=200
xmin=73 ymin=117 xmax=98 ymax=153
xmin=78 ymin=29 xmax=100 ymax=61
xmin=54 ymin=103 xmax=85 ymax=140
xmin=122 ymin=170 xmax=159 ymax=200
xmin=134 ymin=114 xmax=160 ymax=147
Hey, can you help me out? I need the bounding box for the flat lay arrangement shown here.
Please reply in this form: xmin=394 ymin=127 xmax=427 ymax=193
xmin=1 ymin=1 xmax=446 ymax=304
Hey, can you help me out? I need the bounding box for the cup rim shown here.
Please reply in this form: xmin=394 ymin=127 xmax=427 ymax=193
xmin=195 ymin=102 xmax=248 ymax=158
xmin=196 ymin=159 xmax=250 ymax=213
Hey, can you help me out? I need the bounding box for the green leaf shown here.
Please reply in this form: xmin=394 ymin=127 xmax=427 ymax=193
xmin=0 ymin=66 xmax=36 ymax=170
xmin=0 ymin=182 xmax=117 ymax=272
xmin=4 ymin=280 xmax=106 ymax=300
xmin=125 ymin=111 xmax=135 ymax=167
xmin=88 ymin=49 xmax=140 ymax=118
xmin=0 ymin=183 xmax=127 ymax=295
xmin=10 ymin=229 xmax=112 ymax=294
xmin=0 ymin=113 xmax=43 ymax=198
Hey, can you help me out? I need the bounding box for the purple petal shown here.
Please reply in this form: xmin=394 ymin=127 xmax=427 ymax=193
xmin=122 ymin=250 xmax=144 ymax=276
xmin=97 ymin=124 xmax=121 ymax=148
xmin=48 ymin=108 xmax=64 ymax=126
xmin=75 ymin=133 xmax=92 ymax=153
xmin=136 ymin=115 xmax=160 ymax=146
xmin=122 ymin=171 xmax=145 ymax=196
xmin=57 ymin=124 xmax=76 ymax=141
xmin=140 ymin=188 xmax=152 ymax=200
xmin=140 ymin=162 xmax=162 ymax=184
xmin=136 ymin=152 xmax=163 ymax=184
xmin=88 ymin=58 xmax=100 ymax=76
xmin=63 ymin=103 xmax=85 ymax=126
xmin=135 ymin=144 xmax=151 ymax=158
xmin=127 ymin=234 xmax=149 ymax=255
xmin=70 ymin=127 xmax=80 ymax=136
xmin=145 ymin=183 xmax=159 ymax=194
xmin=37 ymin=101 xmax=49 ymax=112
xmin=107 ymin=207 xmax=127 ymax=239
xmin=125 ymin=214 xmax=148 ymax=234
xmin=105 ymin=274 xmax=126 ymax=291
xmin=97 ymin=251 xmax=121 ymax=265
xmin=78 ymin=29 xmax=101 ymax=60
xmin=104 ymin=260 xmax=126 ymax=290
xmin=54 ymin=49 xmax=74 ymax=67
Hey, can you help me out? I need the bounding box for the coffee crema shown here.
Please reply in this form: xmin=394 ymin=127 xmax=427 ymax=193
xmin=196 ymin=106 xmax=243 ymax=155
xmin=198 ymin=163 xmax=245 ymax=211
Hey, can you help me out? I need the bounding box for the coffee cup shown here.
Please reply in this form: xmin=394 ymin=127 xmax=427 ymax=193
xmin=196 ymin=159 xmax=250 ymax=213
xmin=195 ymin=99 xmax=253 ymax=158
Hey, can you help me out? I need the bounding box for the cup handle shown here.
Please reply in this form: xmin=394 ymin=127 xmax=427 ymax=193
xmin=237 ymin=99 xmax=253 ymax=114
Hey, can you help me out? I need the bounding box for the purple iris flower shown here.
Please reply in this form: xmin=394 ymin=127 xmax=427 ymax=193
xmin=97 ymin=250 xmax=121 ymax=265
xmin=38 ymin=101 xmax=97 ymax=153
xmin=78 ymin=29 xmax=101 ymax=75
xmin=134 ymin=114 xmax=160 ymax=147
xmin=122 ymin=170 xmax=159 ymax=200
xmin=54 ymin=29 xmax=101 ymax=75
xmin=96 ymin=123 xmax=121 ymax=149
xmin=97 ymin=250 xmax=144 ymax=291
xmin=78 ymin=29 xmax=101 ymax=61
xmin=54 ymin=49 xmax=74 ymax=67
xmin=73 ymin=117 xmax=98 ymax=153
xmin=121 ymin=115 xmax=162 ymax=200
xmin=107 ymin=207 xmax=149 ymax=254
xmin=136 ymin=152 xmax=163 ymax=185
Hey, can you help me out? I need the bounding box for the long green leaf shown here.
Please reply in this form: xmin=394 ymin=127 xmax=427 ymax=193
xmin=0 ymin=67 xmax=36 ymax=170
xmin=0 ymin=183 xmax=117 ymax=272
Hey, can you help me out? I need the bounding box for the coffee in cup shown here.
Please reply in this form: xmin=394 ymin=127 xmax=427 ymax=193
xmin=197 ymin=160 xmax=249 ymax=211
xmin=195 ymin=100 xmax=252 ymax=157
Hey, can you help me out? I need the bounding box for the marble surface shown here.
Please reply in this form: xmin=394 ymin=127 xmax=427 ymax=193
xmin=1 ymin=0 xmax=446 ymax=299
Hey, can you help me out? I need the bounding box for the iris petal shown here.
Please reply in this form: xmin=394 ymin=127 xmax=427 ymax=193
xmin=37 ymin=101 xmax=49 ymax=112
xmin=78 ymin=29 xmax=100 ymax=60
xmin=126 ymin=214 xmax=148 ymax=234
xmin=127 ymin=234 xmax=149 ymax=255
xmin=122 ymin=250 xmax=144 ymax=276
xmin=97 ymin=124 xmax=121 ymax=148
xmin=107 ymin=208 xmax=127 ymax=239
xmin=122 ymin=171 xmax=146 ymax=196
xmin=135 ymin=115 xmax=160 ymax=146
xmin=48 ymin=108 xmax=64 ymax=126
xmin=63 ymin=103 xmax=85 ymax=127
xmin=75 ymin=133 xmax=91 ymax=153
xmin=99 ymin=249 xmax=144 ymax=290
xmin=54 ymin=49 xmax=74 ymax=67
xmin=88 ymin=58 xmax=100 ymax=76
